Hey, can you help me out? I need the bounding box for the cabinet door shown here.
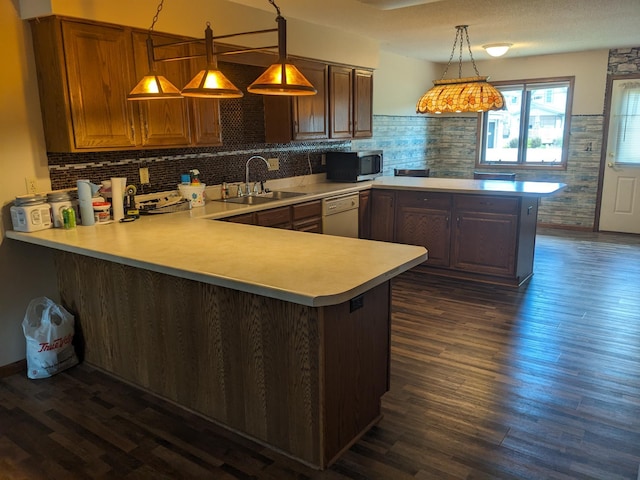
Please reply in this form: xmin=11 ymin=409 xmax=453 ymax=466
xmin=132 ymin=32 xmax=192 ymax=147
xmin=358 ymin=190 xmax=371 ymax=239
xmin=61 ymin=21 xmax=138 ymax=149
xmin=329 ymin=65 xmax=353 ymax=139
xmin=370 ymin=190 xmax=395 ymax=242
xmin=225 ymin=213 xmax=255 ymax=224
xmin=292 ymin=200 xmax=322 ymax=233
xmin=255 ymin=206 xmax=292 ymax=229
xmin=353 ymin=69 xmax=373 ymax=138
xmin=188 ymin=45 xmax=222 ymax=146
xmin=451 ymin=196 xmax=519 ymax=276
xmin=293 ymin=61 xmax=328 ymax=140
xmin=395 ymin=192 xmax=451 ymax=267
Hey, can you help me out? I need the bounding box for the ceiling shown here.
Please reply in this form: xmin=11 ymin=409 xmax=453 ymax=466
xmin=226 ymin=0 xmax=640 ymax=63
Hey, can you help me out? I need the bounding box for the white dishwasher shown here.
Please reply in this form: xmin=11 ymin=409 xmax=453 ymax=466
xmin=322 ymin=192 xmax=360 ymax=238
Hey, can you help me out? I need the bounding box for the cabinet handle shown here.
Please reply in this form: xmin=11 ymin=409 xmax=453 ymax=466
xmin=130 ymin=122 xmax=135 ymax=142
xmin=446 ymin=216 xmax=450 ymax=227
xmin=456 ymin=216 xmax=460 ymax=227
xmin=527 ymin=205 xmax=533 ymax=215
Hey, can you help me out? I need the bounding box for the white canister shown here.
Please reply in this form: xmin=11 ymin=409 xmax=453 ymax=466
xmin=10 ymin=195 xmax=52 ymax=232
xmin=47 ymin=190 xmax=74 ymax=228
xmin=92 ymin=201 xmax=112 ymax=223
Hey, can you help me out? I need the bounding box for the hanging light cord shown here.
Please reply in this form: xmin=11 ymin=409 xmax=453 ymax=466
xmin=149 ymin=0 xmax=165 ymax=33
xmin=440 ymin=25 xmax=481 ymax=80
xmin=268 ymin=0 xmax=282 ymax=17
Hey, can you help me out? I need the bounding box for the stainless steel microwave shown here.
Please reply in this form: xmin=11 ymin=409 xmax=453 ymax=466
xmin=325 ymin=150 xmax=383 ymax=182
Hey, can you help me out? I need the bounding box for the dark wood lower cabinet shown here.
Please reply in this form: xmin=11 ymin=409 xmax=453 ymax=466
xmin=223 ymin=200 xmax=322 ymax=233
xmin=368 ymin=189 xmax=540 ymax=286
xmin=56 ymin=251 xmax=390 ymax=469
xmin=369 ymin=190 xmax=395 ymax=242
xmin=395 ymin=191 xmax=451 ymax=267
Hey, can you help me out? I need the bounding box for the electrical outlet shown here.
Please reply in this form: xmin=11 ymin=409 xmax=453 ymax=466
xmin=267 ymin=158 xmax=279 ymax=171
xmin=25 ymin=177 xmax=37 ymax=194
xmin=139 ymin=167 xmax=150 ymax=184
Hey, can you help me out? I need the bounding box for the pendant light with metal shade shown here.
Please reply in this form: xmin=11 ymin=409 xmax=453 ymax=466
xmin=127 ymin=4 xmax=183 ymax=101
xmin=180 ymin=23 xmax=243 ymax=99
xmin=416 ymin=25 xmax=505 ymax=114
xmin=246 ymin=6 xmax=316 ymax=96
xmin=127 ymin=0 xmax=315 ymax=101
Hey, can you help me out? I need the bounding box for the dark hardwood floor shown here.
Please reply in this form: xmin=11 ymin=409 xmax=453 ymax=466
xmin=2 ymin=228 xmax=640 ymax=479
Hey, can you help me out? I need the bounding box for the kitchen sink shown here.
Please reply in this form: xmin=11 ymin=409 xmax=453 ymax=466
xmin=217 ymin=191 xmax=307 ymax=205
xmin=262 ymin=191 xmax=306 ymax=200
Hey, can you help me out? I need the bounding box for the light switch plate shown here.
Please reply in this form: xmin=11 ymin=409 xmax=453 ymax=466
xmin=139 ymin=167 xmax=150 ymax=184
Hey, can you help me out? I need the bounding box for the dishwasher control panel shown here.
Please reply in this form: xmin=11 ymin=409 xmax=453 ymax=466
xmin=322 ymin=193 xmax=359 ymax=216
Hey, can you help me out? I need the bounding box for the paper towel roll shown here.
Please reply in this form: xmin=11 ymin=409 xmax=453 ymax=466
xmin=111 ymin=177 xmax=126 ymax=221
xmin=77 ymin=179 xmax=96 ymax=226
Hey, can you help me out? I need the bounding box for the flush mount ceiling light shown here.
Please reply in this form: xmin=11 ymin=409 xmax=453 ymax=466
xmin=483 ymin=43 xmax=512 ymax=57
xmin=416 ymin=25 xmax=505 ymax=114
xmin=128 ymin=0 xmax=316 ymax=100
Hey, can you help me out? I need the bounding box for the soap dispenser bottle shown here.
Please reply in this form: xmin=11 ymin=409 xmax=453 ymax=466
xmin=189 ymin=169 xmax=201 ymax=185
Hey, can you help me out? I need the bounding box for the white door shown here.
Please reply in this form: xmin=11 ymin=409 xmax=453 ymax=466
xmin=599 ymin=77 xmax=640 ymax=234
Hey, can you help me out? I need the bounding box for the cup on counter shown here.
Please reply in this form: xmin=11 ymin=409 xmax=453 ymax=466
xmin=178 ymin=183 xmax=206 ymax=208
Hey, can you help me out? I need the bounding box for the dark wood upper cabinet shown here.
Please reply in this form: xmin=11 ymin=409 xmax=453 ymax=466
xmin=131 ymin=31 xmax=192 ymax=147
xmin=353 ymin=69 xmax=373 ymax=138
xmin=329 ymin=65 xmax=373 ymax=139
xmin=329 ymin=65 xmax=354 ymax=139
xmin=30 ymin=16 xmax=222 ymax=152
xmin=264 ymin=60 xmax=329 ymax=143
xmin=31 ymin=17 xmax=138 ymax=151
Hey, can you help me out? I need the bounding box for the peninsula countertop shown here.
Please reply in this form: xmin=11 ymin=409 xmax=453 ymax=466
xmin=5 ymin=206 xmax=427 ymax=307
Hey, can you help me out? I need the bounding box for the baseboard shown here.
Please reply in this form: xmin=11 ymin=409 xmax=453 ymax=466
xmin=0 ymin=359 xmax=26 ymax=378
xmin=538 ymin=223 xmax=593 ymax=232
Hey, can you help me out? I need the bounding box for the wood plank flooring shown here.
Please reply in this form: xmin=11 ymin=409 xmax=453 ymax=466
xmin=1 ymin=228 xmax=640 ymax=479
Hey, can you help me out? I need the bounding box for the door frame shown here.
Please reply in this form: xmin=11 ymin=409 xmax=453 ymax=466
xmin=595 ymin=72 xmax=640 ymax=231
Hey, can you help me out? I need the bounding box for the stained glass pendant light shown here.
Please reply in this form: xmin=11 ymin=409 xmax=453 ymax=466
xmin=416 ymin=25 xmax=504 ymax=114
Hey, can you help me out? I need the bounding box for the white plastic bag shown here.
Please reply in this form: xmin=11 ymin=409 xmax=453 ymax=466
xmin=22 ymin=297 xmax=79 ymax=379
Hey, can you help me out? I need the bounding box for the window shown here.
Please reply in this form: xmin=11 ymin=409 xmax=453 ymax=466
xmin=609 ymin=80 xmax=640 ymax=165
xmin=478 ymin=77 xmax=573 ymax=168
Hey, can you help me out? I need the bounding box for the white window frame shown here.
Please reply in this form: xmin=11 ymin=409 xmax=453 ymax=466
xmin=477 ymin=77 xmax=574 ymax=169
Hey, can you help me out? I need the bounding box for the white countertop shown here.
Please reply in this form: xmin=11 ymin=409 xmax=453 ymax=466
xmin=190 ymin=176 xmax=565 ymax=220
xmin=371 ymin=176 xmax=566 ymax=196
xmin=5 ymin=201 xmax=426 ymax=307
xmin=5 ymin=176 xmax=565 ymax=307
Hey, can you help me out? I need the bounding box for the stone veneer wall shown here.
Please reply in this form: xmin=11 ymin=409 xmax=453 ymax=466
xmin=424 ymin=115 xmax=604 ymax=228
xmin=351 ymin=115 xmax=430 ymax=175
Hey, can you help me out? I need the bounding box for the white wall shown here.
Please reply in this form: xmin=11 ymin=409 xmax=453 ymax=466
xmin=474 ymin=49 xmax=610 ymax=115
xmin=1 ymin=0 xmax=58 ymax=367
xmin=373 ymin=50 xmax=441 ymax=116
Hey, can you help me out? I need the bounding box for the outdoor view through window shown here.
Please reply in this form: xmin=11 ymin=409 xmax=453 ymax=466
xmin=480 ymin=79 xmax=572 ymax=166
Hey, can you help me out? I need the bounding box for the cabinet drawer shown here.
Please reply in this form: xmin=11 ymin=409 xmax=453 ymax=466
xmin=255 ymin=206 xmax=291 ymax=228
xmin=292 ymin=200 xmax=322 ymax=221
xmin=396 ymin=191 xmax=452 ymax=209
xmin=454 ymin=195 xmax=519 ymax=214
xmin=225 ymin=213 xmax=254 ymax=224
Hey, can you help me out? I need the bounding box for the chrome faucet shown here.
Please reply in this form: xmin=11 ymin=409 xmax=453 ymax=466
xmin=245 ymin=155 xmax=269 ymax=195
